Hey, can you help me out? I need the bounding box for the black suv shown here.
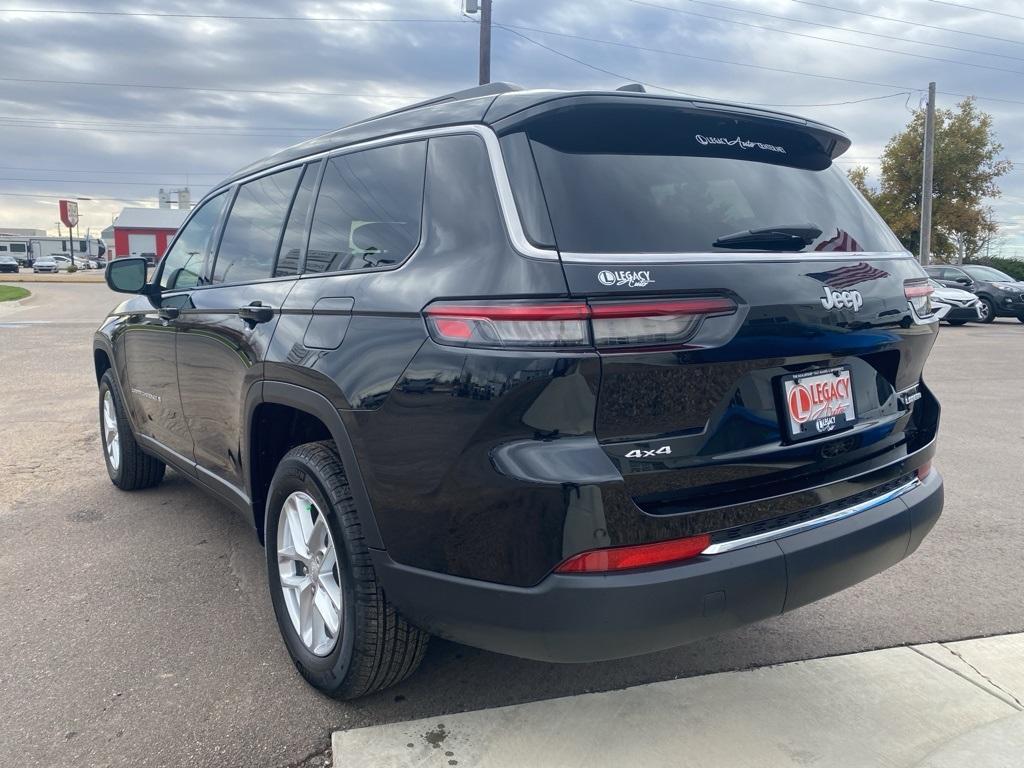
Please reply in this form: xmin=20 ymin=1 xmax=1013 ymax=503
xmin=96 ymin=84 xmax=943 ymax=699
xmin=925 ymin=264 xmax=1024 ymax=323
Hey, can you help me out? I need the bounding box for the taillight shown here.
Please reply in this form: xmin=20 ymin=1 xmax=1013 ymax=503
xmin=554 ymin=533 xmax=712 ymax=574
xmin=424 ymin=302 xmax=590 ymax=348
xmin=905 ymin=280 xmax=935 ymax=317
xmin=424 ymin=298 xmax=736 ymax=350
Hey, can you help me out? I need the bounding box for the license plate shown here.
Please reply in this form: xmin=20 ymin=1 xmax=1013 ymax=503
xmin=780 ymin=367 xmax=857 ymax=441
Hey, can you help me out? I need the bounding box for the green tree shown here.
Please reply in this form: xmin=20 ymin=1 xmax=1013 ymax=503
xmin=847 ymin=98 xmax=1011 ymax=263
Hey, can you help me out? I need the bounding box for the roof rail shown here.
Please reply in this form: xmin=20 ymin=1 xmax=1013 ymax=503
xmin=359 ymin=81 xmax=523 ymax=124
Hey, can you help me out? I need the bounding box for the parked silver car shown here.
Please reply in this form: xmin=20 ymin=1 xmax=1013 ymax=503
xmin=33 ymin=256 xmax=58 ymax=273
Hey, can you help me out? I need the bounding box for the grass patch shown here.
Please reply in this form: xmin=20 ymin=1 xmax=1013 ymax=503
xmin=0 ymin=285 xmax=30 ymax=302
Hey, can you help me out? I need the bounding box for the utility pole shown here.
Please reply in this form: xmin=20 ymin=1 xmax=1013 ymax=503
xmin=465 ymin=0 xmax=492 ymax=85
xmin=919 ymin=81 xmax=936 ymax=266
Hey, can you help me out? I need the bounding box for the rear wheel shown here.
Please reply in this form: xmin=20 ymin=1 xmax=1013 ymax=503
xmin=99 ymin=371 xmax=165 ymax=490
xmin=977 ymin=297 xmax=996 ymax=324
xmin=265 ymin=441 xmax=429 ymax=699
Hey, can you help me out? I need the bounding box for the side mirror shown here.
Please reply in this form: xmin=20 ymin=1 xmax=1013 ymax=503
xmin=105 ymin=257 xmax=149 ymax=294
xmin=955 ymin=277 xmax=972 ymax=286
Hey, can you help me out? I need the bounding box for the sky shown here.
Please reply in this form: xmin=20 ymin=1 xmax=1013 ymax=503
xmin=0 ymin=0 xmax=1021 ymax=256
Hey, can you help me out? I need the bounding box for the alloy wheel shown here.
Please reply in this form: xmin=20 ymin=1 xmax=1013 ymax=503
xmin=102 ymin=390 xmax=120 ymax=471
xmin=277 ymin=491 xmax=343 ymax=656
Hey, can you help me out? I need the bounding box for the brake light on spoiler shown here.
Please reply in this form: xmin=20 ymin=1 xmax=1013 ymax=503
xmin=424 ymin=298 xmax=737 ymax=350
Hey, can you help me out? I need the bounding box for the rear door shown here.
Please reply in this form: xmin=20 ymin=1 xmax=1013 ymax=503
xmin=175 ymin=163 xmax=317 ymax=502
xmin=504 ymin=101 xmax=938 ymax=512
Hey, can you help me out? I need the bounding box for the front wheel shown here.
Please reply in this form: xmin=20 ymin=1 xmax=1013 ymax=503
xmin=265 ymin=441 xmax=429 ymax=699
xmin=977 ymin=297 xmax=996 ymax=324
xmin=945 ymin=319 xmax=968 ymax=326
xmin=1017 ymin=315 xmax=1024 ymax=324
xmin=99 ymin=371 xmax=165 ymax=490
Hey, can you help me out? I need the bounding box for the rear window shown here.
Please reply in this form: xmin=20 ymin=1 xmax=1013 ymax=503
xmin=514 ymin=104 xmax=902 ymax=255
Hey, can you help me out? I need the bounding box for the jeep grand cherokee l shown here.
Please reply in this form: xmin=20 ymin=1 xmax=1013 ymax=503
xmin=95 ymin=83 xmax=943 ymax=699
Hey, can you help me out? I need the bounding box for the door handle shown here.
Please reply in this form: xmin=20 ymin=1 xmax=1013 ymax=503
xmin=158 ymin=307 xmax=180 ymax=320
xmin=238 ymin=301 xmax=274 ymax=325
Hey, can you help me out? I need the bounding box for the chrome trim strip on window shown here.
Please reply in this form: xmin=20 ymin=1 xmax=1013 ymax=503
xmin=560 ymin=251 xmax=914 ymax=265
xmin=202 ymin=124 xmax=559 ymax=263
xmin=700 ymin=477 xmax=921 ymax=555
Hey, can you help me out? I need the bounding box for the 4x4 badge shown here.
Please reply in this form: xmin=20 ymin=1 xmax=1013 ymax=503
xmin=598 ymin=270 xmax=655 ymax=288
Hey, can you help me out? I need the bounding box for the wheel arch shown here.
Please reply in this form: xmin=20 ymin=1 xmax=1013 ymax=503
xmin=247 ymin=382 xmax=384 ymax=550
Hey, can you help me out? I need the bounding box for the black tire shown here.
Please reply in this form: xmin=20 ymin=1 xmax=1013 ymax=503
xmin=978 ymin=297 xmax=996 ymax=324
xmin=99 ymin=370 xmax=165 ymax=490
xmin=265 ymin=441 xmax=429 ymax=699
xmin=1017 ymin=315 xmax=1024 ymax=324
xmin=945 ymin=320 xmax=968 ymax=326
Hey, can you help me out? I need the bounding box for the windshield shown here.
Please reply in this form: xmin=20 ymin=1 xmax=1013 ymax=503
xmin=963 ymin=265 xmax=1013 ymax=282
xmin=515 ymin=106 xmax=902 ymax=255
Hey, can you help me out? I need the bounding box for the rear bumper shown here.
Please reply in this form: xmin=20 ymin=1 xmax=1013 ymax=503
xmin=373 ymin=469 xmax=942 ymax=663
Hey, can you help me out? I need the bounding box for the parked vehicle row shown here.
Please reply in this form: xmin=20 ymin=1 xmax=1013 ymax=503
xmin=925 ymin=264 xmax=1024 ymax=324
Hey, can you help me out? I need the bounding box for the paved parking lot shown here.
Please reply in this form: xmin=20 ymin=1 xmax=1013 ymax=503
xmin=1 ymin=281 xmax=1022 ymax=768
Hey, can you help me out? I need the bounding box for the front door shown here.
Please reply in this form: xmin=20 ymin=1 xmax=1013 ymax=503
xmin=123 ymin=190 xmax=230 ymax=459
xmin=176 ymin=163 xmax=317 ymax=501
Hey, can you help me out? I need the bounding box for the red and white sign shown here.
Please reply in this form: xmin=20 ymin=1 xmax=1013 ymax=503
xmin=782 ymin=368 xmax=856 ymax=439
xmin=59 ymin=199 xmax=79 ymax=229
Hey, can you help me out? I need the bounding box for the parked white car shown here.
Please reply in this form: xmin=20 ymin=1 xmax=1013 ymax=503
xmin=929 ymin=279 xmax=982 ymax=326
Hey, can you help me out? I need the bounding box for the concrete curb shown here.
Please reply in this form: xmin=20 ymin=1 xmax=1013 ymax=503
xmin=331 ymin=632 xmax=1024 ymax=768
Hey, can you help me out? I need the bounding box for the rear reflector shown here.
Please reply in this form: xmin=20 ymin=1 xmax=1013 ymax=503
xmin=424 ymin=298 xmax=736 ymax=350
xmin=916 ymin=459 xmax=933 ymax=480
xmin=554 ymin=533 xmax=712 ymax=574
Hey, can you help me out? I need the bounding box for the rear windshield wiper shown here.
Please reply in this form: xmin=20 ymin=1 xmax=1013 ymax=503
xmin=713 ymin=224 xmax=823 ymax=251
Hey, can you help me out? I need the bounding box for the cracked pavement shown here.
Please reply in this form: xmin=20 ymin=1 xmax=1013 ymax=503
xmin=1 ymin=282 xmax=1023 ymax=767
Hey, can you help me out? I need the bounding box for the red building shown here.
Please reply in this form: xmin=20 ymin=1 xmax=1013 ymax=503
xmin=112 ymin=207 xmax=188 ymax=260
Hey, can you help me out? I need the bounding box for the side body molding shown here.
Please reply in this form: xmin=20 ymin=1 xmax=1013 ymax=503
xmin=257 ymin=381 xmax=384 ymax=549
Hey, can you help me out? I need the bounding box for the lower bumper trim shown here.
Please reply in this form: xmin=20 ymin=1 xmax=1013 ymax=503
xmin=701 ymin=478 xmax=921 ymax=555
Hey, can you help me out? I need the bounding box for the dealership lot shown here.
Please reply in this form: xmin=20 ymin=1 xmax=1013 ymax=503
xmin=1 ymin=281 xmax=1023 ymax=768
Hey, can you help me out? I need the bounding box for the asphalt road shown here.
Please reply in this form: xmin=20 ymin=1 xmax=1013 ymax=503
xmin=1 ymin=282 xmax=1022 ymax=768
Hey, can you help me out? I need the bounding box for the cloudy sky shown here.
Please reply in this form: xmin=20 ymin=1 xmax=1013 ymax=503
xmin=1 ymin=0 xmax=1021 ymax=255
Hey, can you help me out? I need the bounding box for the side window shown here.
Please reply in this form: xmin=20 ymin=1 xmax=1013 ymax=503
xmin=160 ymin=191 xmax=229 ymax=290
xmin=305 ymin=141 xmax=426 ymax=274
xmin=275 ymin=161 xmax=321 ymax=277
xmin=212 ymin=166 xmax=302 ymax=285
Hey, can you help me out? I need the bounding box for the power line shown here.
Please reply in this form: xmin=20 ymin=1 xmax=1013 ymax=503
xmin=0 ymin=8 xmax=467 ymax=23
xmin=498 ymin=23 xmax=919 ymax=94
xmin=0 ymin=75 xmax=424 ymax=99
xmin=0 ymin=177 xmax=213 ymax=187
xmin=788 ymin=0 xmax=1024 ymax=47
xmin=927 ymin=0 xmax=1024 ymax=21
xmin=630 ymin=0 xmax=1024 ymax=73
xmin=629 ymin=0 xmax=1024 ymax=75
xmin=654 ymin=0 xmax=1024 ymax=64
xmin=0 ymin=192 xmax=158 ymax=202
xmin=499 ymin=21 xmax=1024 ymax=108
xmin=493 ymin=24 xmax=702 ymax=98
xmin=0 ymin=115 xmax=329 ymax=132
xmin=0 ymin=121 xmax=317 ymax=139
xmin=0 ymin=165 xmax=229 ymax=175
